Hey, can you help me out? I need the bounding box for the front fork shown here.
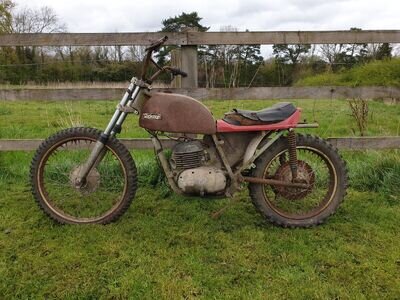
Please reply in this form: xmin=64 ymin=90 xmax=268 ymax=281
xmin=76 ymin=80 xmax=141 ymax=185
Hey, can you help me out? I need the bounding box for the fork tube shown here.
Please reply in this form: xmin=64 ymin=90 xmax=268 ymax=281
xmin=110 ymin=86 xmax=141 ymax=136
xmin=104 ymin=83 xmax=138 ymax=135
xmin=90 ymin=86 xmax=142 ymax=170
xmin=76 ymin=84 xmax=139 ymax=183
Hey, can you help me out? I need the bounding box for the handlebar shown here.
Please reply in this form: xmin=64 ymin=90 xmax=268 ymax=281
xmin=141 ymin=36 xmax=187 ymax=83
xmin=166 ymin=67 xmax=188 ymax=78
xmin=145 ymin=35 xmax=168 ymax=52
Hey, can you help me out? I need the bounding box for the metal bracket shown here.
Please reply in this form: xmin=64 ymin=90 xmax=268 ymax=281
xmin=242 ymin=131 xmax=266 ymax=167
xmin=212 ymin=134 xmax=238 ymax=197
xmin=117 ymin=104 xmax=139 ymax=114
xmin=131 ymin=77 xmax=152 ymax=89
xmin=295 ymin=123 xmax=319 ymax=128
xmin=237 ymin=131 xmax=285 ymax=174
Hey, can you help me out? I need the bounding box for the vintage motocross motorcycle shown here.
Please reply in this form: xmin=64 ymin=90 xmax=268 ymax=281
xmin=30 ymin=36 xmax=348 ymax=227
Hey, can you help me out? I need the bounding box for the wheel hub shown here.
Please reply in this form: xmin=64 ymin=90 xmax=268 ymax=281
xmin=70 ymin=165 xmax=100 ymax=194
xmin=273 ymin=160 xmax=315 ymax=200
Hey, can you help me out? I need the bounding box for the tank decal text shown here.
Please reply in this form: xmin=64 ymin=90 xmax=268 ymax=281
xmin=142 ymin=113 xmax=162 ymax=120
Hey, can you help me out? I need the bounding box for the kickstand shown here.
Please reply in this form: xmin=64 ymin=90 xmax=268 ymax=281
xmin=211 ymin=196 xmax=241 ymax=219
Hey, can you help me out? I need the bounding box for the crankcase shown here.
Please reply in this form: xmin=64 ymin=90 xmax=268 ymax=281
xmin=177 ymin=167 xmax=226 ymax=195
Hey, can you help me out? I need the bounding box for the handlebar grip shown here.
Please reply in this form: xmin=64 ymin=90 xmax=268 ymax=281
xmin=145 ymin=36 xmax=168 ymax=52
xmin=169 ymin=67 xmax=188 ymax=78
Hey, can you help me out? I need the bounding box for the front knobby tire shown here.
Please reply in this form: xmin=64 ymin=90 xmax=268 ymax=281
xmin=30 ymin=127 xmax=138 ymax=224
xmin=249 ymin=134 xmax=348 ymax=228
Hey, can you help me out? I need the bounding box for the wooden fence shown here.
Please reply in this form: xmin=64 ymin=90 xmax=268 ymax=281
xmin=1 ymin=30 xmax=400 ymax=46
xmin=1 ymin=86 xmax=400 ymax=101
xmin=0 ymin=30 xmax=399 ymax=150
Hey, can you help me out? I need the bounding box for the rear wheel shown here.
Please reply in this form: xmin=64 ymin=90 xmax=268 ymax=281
xmin=30 ymin=127 xmax=137 ymax=224
xmin=249 ymin=134 xmax=348 ymax=227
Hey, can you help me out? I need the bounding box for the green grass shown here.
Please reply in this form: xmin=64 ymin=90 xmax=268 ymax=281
xmin=0 ymin=99 xmax=399 ymax=139
xmin=0 ymin=99 xmax=399 ymax=298
xmin=0 ymin=150 xmax=399 ymax=299
xmin=296 ymin=58 xmax=400 ymax=87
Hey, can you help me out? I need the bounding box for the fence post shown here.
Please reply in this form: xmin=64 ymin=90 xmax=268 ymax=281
xmin=169 ymin=28 xmax=198 ymax=138
xmin=170 ymin=49 xmax=182 ymax=88
xmin=181 ymin=27 xmax=198 ymax=88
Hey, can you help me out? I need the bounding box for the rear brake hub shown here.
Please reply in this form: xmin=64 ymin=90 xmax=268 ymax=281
xmin=273 ymin=160 xmax=315 ymax=200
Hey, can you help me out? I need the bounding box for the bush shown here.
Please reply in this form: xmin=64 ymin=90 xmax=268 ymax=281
xmin=296 ymin=58 xmax=400 ymax=87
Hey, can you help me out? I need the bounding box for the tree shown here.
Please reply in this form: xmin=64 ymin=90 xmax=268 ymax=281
xmin=317 ymin=28 xmax=373 ymax=72
xmin=126 ymin=45 xmax=146 ymax=62
xmin=272 ymin=44 xmax=311 ymax=65
xmin=161 ymin=12 xmax=209 ymax=32
xmin=0 ymin=3 xmax=68 ymax=83
xmin=200 ymin=26 xmax=263 ymax=88
xmin=12 ymin=6 xmax=67 ymax=67
xmin=157 ymin=12 xmax=209 ymax=65
xmin=0 ymin=1 xmax=16 ymax=83
xmin=272 ymin=44 xmax=311 ymax=85
xmin=335 ymin=43 xmax=368 ymax=67
xmin=319 ymin=43 xmax=344 ymax=70
xmin=12 ymin=6 xmax=66 ymax=33
xmin=157 ymin=13 xmax=263 ymax=87
xmin=0 ymin=0 xmax=14 ymax=33
xmin=375 ymin=43 xmax=392 ymax=60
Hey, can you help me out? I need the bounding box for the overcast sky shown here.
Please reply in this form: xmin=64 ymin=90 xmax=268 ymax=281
xmin=13 ymin=0 xmax=400 ymax=33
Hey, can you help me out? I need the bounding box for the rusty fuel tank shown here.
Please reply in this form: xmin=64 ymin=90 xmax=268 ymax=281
xmin=139 ymin=92 xmax=216 ymax=134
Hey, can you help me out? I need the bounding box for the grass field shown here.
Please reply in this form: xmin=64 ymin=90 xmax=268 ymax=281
xmin=0 ymin=99 xmax=399 ymax=139
xmin=0 ymin=99 xmax=399 ymax=299
xmin=296 ymin=58 xmax=400 ymax=87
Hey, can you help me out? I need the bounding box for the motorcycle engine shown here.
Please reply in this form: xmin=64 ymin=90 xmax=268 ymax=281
xmin=170 ymin=140 xmax=227 ymax=196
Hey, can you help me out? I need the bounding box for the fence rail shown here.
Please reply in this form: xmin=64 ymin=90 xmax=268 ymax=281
xmin=0 ymin=30 xmax=400 ymax=46
xmin=0 ymin=137 xmax=399 ymax=151
xmin=1 ymin=86 xmax=399 ymax=101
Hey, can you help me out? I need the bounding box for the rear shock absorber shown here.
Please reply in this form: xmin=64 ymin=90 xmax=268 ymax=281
xmin=288 ymin=129 xmax=298 ymax=180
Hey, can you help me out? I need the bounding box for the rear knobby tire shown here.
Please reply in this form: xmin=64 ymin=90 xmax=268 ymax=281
xmin=249 ymin=134 xmax=348 ymax=228
xmin=30 ymin=127 xmax=138 ymax=224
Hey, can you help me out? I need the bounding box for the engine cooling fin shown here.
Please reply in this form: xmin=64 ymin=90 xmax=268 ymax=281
xmin=171 ymin=140 xmax=205 ymax=170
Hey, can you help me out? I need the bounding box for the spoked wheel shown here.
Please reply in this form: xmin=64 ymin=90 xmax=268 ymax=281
xmin=249 ymin=134 xmax=348 ymax=227
xmin=30 ymin=127 xmax=137 ymax=224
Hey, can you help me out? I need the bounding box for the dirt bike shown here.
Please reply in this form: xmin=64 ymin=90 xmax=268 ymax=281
xmin=30 ymin=36 xmax=348 ymax=227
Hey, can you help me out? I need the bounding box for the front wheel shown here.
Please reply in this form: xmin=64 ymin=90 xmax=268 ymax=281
xmin=249 ymin=134 xmax=348 ymax=228
xmin=30 ymin=127 xmax=138 ymax=224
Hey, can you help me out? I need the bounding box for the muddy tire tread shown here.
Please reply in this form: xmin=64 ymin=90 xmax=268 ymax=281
xmin=249 ymin=134 xmax=348 ymax=228
xmin=30 ymin=127 xmax=137 ymax=224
